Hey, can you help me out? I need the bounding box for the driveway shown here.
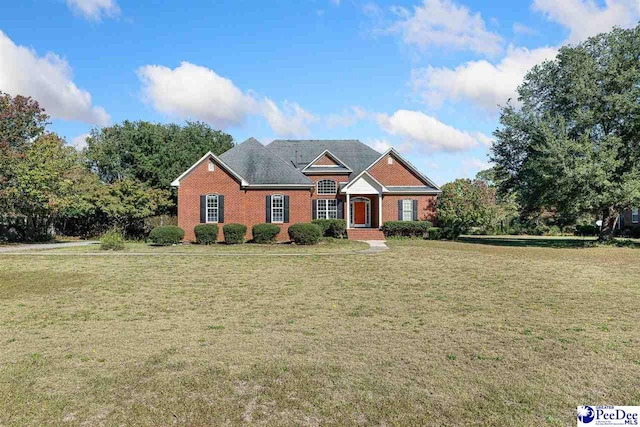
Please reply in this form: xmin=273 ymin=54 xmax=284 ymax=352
xmin=0 ymin=241 xmax=99 ymax=253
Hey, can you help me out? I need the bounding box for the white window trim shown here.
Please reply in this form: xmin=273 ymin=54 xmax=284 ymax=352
xmin=317 ymin=179 xmax=337 ymax=195
xmin=206 ymin=194 xmax=219 ymax=223
xmin=402 ymin=199 xmax=413 ymax=221
xmin=208 ymin=161 xmax=215 ymax=172
xmin=633 ymin=208 xmax=639 ymax=224
xmin=316 ymin=199 xmax=338 ymax=219
xmin=271 ymin=194 xmax=284 ymax=224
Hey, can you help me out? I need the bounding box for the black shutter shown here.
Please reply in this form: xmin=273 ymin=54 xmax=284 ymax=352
xmin=412 ymin=199 xmax=418 ymax=221
xmin=218 ymin=195 xmax=225 ymax=223
xmin=284 ymin=196 xmax=290 ymax=223
xmin=397 ymin=200 xmax=403 ymax=221
xmin=200 ymin=195 xmax=206 ymax=223
xmin=312 ymin=200 xmax=317 ymax=220
xmin=337 ymin=199 xmax=343 ymax=219
xmin=265 ymin=195 xmax=271 ymax=223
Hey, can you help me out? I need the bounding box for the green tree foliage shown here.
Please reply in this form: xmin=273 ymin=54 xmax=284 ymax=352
xmin=84 ymin=121 xmax=234 ymax=189
xmin=0 ymin=91 xmax=49 ymax=150
xmin=0 ymin=92 xmax=50 ymax=215
xmin=492 ymin=26 xmax=640 ymax=240
xmin=7 ymin=133 xmax=89 ymax=240
xmin=437 ymin=179 xmax=517 ymax=236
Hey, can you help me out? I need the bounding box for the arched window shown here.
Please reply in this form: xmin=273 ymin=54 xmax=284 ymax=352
xmin=317 ymin=179 xmax=337 ymax=195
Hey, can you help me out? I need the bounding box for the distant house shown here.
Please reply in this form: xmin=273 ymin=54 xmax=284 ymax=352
xmin=618 ymin=208 xmax=639 ymax=229
xmin=171 ymin=138 xmax=441 ymax=241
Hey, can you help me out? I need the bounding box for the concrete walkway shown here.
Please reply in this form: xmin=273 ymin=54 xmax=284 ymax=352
xmin=0 ymin=240 xmax=388 ymax=256
xmin=359 ymin=240 xmax=389 ymax=253
xmin=0 ymin=241 xmax=98 ymax=253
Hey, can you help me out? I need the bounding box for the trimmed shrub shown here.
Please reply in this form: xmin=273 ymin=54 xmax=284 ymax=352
xmin=288 ymin=223 xmax=322 ymax=245
xmin=427 ymin=227 xmax=442 ymax=240
xmin=312 ymin=219 xmax=347 ymax=238
xmin=427 ymin=227 xmax=460 ymax=240
xmin=194 ymin=224 xmax=219 ymax=244
xmin=382 ymin=221 xmax=433 ymax=238
xmin=100 ymin=229 xmax=125 ymax=251
xmin=252 ymin=223 xmax=280 ymax=243
xmin=149 ymin=225 xmax=184 ymax=246
xmin=223 ymin=223 xmax=247 ymax=244
xmin=575 ymin=224 xmax=598 ymax=237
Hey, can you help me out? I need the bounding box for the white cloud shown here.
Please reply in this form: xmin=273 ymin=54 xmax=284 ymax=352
xmin=66 ymin=0 xmax=120 ymax=20
xmin=70 ymin=133 xmax=90 ymax=150
xmin=364 ymin=138 xmax=393 ymax=152
xmin=411 ymin=45 xmax=558 ymax=113
xmin=533 ymin=0 xmax=640 ymax=44
xmin=137 ymin=61 xmax=314 ymax=137
xmin=0 ymin=31 xmax=110 ymax=125
xmin=376 ymin=109 xmax=489 ymax=152
xmin=261 ymin=99 xmax=315 ymax=137
xmin=138 ymin=62 xmax=256 ymax=128
xmin=388 ymin=0 xmax=503 ymax=55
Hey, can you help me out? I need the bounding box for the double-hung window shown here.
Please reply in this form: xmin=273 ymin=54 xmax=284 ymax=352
xmin=633 ymin=208 xmax=639 ymax=223
xmin=317 ymin=199 xmax=338 ymax=219
xmin=317 ymin=179 xmax=337 ymax=195
xmin=271 ymin=194 xmax=284 ymax=223
xmin=402 ymin=199 xmax=413 ymax=221
xmin=206 ymin=194 xmax=219 ymax=223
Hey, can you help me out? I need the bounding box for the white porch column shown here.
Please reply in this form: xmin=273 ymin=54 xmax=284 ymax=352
xmin=346 ymin=193 xmax=351 ymax=229
xmin=378 ymin=193 xmax=383 ymax=229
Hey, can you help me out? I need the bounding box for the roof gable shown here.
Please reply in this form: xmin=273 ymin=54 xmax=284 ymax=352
xmin=219 ymin=138 xmax=313 ymax=186
xmin=366 ymin=148 xmax=440 ymax=191
xmin=266 ymin=140 xmax=380 ymax=180
xmin=301 ymin=150 xmax=352 ymax=174
xmin=171 ymin=151 xmax=248 ymax=187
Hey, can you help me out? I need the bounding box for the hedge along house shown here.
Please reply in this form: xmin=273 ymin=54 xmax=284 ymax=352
xmin=171 ymin=138 xmax=441 ymax=241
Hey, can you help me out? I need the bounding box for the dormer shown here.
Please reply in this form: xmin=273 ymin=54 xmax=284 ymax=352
xmin=301 ymin=150 xmax=352 ymax=175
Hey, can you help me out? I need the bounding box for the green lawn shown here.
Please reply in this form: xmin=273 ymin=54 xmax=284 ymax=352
xmin=49 ymin=238 xmax=368 ymax=254
xmin=1 ymin=238 xmax=639 ymax=425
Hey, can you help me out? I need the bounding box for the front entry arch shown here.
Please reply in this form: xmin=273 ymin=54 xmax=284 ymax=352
xmin=350 ymin=197 xmax=371 ymax=228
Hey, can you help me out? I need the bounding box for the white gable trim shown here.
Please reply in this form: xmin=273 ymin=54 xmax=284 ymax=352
xmin=301 ymin=150 xmax=352 ymax=172
xmin=342 ymin=170 xmax=387 ymax=194
xmin=170 ymin=152 xmax=249 ymax=187
xmin=365 ymin=148 xmax=441 ymax=191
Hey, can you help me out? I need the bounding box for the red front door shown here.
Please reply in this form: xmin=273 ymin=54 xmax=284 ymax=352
xmin=354 ymin=202 xmax=366 ymax=225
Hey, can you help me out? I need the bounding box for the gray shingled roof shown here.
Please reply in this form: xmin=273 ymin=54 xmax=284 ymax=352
xmin=219 ymin=138 xmax=313 ymax=185
xmin=386 ymin=186 xmax=440 ymax=193
xmin=266 ymin=140 xmax=381 ymax=181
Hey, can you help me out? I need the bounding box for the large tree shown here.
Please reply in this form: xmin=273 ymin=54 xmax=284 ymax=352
xmin=84 ymin=121 xmax=234 ymax=189
xmin=7 ymin=133 xmax=88 ymax=240
xmin=0 ymin=92 xmax=50 ymax=215
xmin=492 ymin=26 xmax=640 ymax=240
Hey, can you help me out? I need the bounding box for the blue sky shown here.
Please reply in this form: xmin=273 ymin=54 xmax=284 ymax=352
xmin=1 ymin=0 xmax=639 ymax=185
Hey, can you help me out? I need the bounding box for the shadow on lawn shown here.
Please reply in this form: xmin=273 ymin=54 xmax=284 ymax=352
xmin=458 ymin=236 xmax=640 ymax=249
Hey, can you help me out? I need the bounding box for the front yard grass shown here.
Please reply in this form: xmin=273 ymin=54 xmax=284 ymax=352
xmin=1 ymin=237 xmax=639 ymax=425
xmin=53 ymin=238 xmax=368 ymax=254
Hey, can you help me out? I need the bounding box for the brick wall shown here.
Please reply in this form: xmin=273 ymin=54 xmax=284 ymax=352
xmin=381 ymin=195 xmax=437 ymax=223
xmin=313 ymin=154 xmax=340 ymax=166
xmin=368 ymin=153 xmax=425 ymax=186
xmin=177 ymin=157 xmax=312 ymax=241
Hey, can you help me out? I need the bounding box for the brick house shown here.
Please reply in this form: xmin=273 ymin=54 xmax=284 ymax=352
xmin=618 ymin=208 xmax=639 ymax=230
xmin=171 ymin=138 xmax=441 ymax=241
